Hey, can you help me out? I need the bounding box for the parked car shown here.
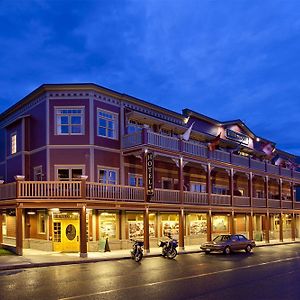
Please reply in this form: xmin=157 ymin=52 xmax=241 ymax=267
xmin=200 ymin=234 xmax=256 ymax=254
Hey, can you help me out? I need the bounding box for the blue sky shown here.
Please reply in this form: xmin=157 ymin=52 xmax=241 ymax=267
xmin=0 ymin=0 xmax=300 ymax=155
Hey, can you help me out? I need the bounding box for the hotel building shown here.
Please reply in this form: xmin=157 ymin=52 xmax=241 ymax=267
xmin=0 ymin=83 xmax=299 ymax=257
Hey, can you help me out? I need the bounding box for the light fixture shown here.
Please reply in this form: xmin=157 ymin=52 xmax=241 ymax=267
xmin=27 ymin=211 xmax=36 ymax=215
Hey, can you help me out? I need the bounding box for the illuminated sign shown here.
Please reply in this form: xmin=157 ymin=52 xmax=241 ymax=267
xmin=225 ymin=129 xmax=249 ymax=145
xmin=146 ymin=152 xmax=154 ymax=196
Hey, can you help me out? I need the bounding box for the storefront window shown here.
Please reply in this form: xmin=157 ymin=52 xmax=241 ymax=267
xmin=187 ymin=213 xmax=207 ymax=235
xmin=161 ymin=213 xmax=179 ymax=238
xmin=212 ymin=215 xmax=228 ymax=232
xmin=100 ymin=212 xmax=117 ymax=239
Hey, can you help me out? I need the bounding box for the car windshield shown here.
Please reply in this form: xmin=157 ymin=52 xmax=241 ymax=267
xmin=213 ymin=235 xmax=231 ymax=242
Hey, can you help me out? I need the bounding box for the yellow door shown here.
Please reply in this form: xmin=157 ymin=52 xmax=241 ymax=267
xmin=53 ymin=218 xmax=80 ymax=252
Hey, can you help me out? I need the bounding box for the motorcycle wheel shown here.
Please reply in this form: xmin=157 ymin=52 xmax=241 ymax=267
xmin=167 ymin=248 xmax=177 ymax=259
xmin=135 ymin=252 xmax=143 ymax=262
xmin=130 ymin=251 xmax=135 ymax=259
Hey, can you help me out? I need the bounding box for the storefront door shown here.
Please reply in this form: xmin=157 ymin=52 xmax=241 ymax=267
xmin=53 ymin=215 xmax=80 ymax=252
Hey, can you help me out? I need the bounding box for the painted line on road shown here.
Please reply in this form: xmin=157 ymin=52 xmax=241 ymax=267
xmin=59 ymin=256 xmax=299 ymax=300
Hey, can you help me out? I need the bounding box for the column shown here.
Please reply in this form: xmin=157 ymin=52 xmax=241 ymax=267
xmin=265 ymin=176 xmax=269 ymax=208
xmin=16 ymin=207 xmax=23 ymax=256
xmin=249 ymin=172 xmax=253 ymax=207
xmin=264 ymin=213 xmax=270 ymax=243
xmin=230 ymin=169 xmax=234 ymax=207
xmin=279 ymin=179 xmax=282 ymax=209
xmin=79 ymin=206 xmax=87 ymax=258
xmin=291 ymin=213 xmax=296 ymax=241
xmin=291 ymin=183 xmax=295 ymax=209
xmin=143 ymin=207 xmax=150 ymax=253
xmin=207 ymin=210 xmax=212 ymax=242
xmin=229 ymin=211 xmax=235 ymax=235
xmin=179 ymin=157 xmax=184 ymax=205
xmin=279 ymin=213 xmax=283 ymax=242
xmin=179 ymin=208 xmax=185 ymax=250
xmin=48 ymin=211 xmax=53 ymax=242
xmin=248 ymin=212 xmax=254 ymax=240
xmin=207 ymin=164 xmax=211 ymax=206
xmin=0 ymin=211 xmax=3 ymax=244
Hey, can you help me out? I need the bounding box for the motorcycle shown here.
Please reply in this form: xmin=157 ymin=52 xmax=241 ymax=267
xmin=130 ymin=240 xmax=144 ymax=262
xmin=158 ymin=237 xmax=178 ymax=259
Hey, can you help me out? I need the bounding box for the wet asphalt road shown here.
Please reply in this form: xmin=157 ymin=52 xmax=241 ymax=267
xmin=1 ymin=244 xmax=300 ymax=300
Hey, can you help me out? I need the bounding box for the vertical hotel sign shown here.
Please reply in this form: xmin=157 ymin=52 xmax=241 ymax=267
xmin=146 ymin=152 xmax=154 ymax=196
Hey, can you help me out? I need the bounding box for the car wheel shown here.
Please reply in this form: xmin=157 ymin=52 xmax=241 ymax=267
xmin=224 ymin=246 xmax=231 ymax=255
xmin=245 ymin=245 xmax=252 ymax=253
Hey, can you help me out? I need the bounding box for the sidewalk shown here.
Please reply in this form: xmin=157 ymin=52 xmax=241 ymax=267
xmin=0 ymin=241 xmax=299 ymax=271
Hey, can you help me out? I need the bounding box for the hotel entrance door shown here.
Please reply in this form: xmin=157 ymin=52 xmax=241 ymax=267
xmin=53 ymin=213 xmax=80 ymax=252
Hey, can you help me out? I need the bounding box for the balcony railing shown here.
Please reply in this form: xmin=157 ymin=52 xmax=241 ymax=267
xmin=211 ymin=194 xmax=231 ymax=206
xmin=18 ymin=181 xmax=82 ymax=198
xmin=233 ymin=196 xmax=250 ymax=207
xmin=282 ymin=200 xmax=293 ymax=209
xmin=152 ymin=188 xmax=180 ymax=203
xmin=0 ymin=182 xmax=16 ymax=200
xmin=123 ymin=131 xmax=300 ymax=180
xmin=253 ymin=197 xmax=267 ymax=207
xmin=87 ymin=183 xmax=144 ymax=202
xmin=184 ymin=191 xmax=208 ymax=205
xmin=268 ymin=199 xmax=281 ymax=209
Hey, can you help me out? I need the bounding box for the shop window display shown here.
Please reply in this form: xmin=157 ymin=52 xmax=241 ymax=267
xmin=100 ymin=212 xmax=117 ymax=239
xmin=161 ymin=214 xmax=179 ymax=238
xmin=187 ymin=214 xmax=207 ymax=235
xmin=212 ymin=215 xmax=228 ymax=232
xmin=127 ymin=213 xmax=156 ymax=240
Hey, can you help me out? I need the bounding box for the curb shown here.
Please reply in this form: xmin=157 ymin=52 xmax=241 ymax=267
xmin=0 ymin=242 xmax=299 ymax=271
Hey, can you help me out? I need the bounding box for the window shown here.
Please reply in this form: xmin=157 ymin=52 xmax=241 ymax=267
xmin=97 ymin=109 xmax=118 ymax=139
xmin=129 ymin=173 xmax=143 ymax=187
xmin=98 ymin=168 xmax=118 ymax=184
xmin=55 ymin=107 xmax=84 ymax=135
xmin=190 ymin=182 xmax=206 ymax=193
xmin=11 ymin=133 xmax=17 ymax=154
xmin=38 ymin=212 xmax=46 ymax=234
xmin=212 ymin=185 xmax=228 ymax=195
xmin=53 ymin=222 xmax=61 ymax=242
xmin=56 ymin=166 xmax=84 ymax=181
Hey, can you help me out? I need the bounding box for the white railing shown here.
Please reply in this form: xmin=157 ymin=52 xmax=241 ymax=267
xmin=252 ymin=197 xmax=266 ymax=207
xmin=184 ymin=191 xmax=208 ymax=205
xmin=18 ymin=181 xmax=81 ymax=198
xmin=147 ymin=132 xmax=179 ymax=151
xmin=233 ymin=196 xmax=250 ymax=206
xmin=123 ymin=132 xmax=142 ymax=148
xmin=210 ymin=194 xmax=231 ymax=206
xmin=0 ymin=182 xmax=16 ymax=200
xmin=87 ymin=183 xmax=144 ymax=202
xmin=152 ymin=188 xmax=180 ymax=203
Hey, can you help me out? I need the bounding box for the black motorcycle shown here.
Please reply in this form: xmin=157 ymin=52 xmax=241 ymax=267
xmin=130 ymin=240 xmax=144 ymax=262
xmin=158 ymin=238 xmax=178 ymax=259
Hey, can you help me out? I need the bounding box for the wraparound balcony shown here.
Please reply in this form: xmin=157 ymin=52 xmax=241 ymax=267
xmin=123 ymin=130 xmax=300 ymax=179
xmin=0 ymin=181 xmax=296 ymax=210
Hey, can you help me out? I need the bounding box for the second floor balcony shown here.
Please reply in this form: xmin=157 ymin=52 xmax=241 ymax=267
xmin=123 ymin=130 xmax=300 ymax=180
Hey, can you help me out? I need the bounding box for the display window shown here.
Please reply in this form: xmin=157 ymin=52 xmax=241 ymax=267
xmin=187 ymin=213 xmax=207 ymax=235
xmin=212 ymin=215 xmax=228 ymax=232
xmin=161 ymin=213 xmax=179 ymax=237
xmin=99 ymin=212 xmax=117 ymax=239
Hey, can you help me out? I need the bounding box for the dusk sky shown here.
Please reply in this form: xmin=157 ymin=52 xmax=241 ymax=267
xmin=1 ymin=0 xmax=300 ymax=155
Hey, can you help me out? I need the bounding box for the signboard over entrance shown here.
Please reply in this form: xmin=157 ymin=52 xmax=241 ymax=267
xmin=146 ymin=152 xmax=154 ymax=196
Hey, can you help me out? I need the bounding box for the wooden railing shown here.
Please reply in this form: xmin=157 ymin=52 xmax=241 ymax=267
xmin=0 ymin=182 xmax=16 ymax=200
xmin=122 ymin=131 xmax=300 ymax=180
xmin=268 ymin=199 xmax=281 ymax=209
xmin=233 ymin=196 xmax=250 ymax=207
xmin=86 ymin=183 xmax=144 ymax=202
xmin=253 ymin=197 xmax=266 ymax=207
xmin=184 ymin=191 xmax=208 ymax=205
xmin=282 ymin=200 xmax=293 ymax=209
xmin=152 ymin=188 xmax=180 ymax=203
xmin=211 ymin=194 xmax=231 ymax=206
xmin=18 ymin=181 xmax=82 ymax=198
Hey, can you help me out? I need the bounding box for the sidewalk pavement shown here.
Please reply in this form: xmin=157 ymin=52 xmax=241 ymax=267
xmin=0 ymin=240 xmax=299 ymax=271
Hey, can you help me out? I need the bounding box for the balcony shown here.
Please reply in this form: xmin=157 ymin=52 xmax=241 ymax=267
xmin=123 ymin=131 xmax=300 ymax=180
xmin=0 ymin=181 xmax=299 ymax=211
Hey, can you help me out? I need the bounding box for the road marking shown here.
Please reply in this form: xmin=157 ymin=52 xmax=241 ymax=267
xmin=59 ymin=256 xmax=299 ymax=300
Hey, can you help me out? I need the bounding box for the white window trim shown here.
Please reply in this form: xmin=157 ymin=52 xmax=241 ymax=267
xmin=128 ymin=173 xmax=143 ymax=187
xmin=54 ymin=106 xmax=85 ymax=136
xmin=97 ymin=108 xmax=119 ymax=140
xmin=54 ymin=165 xmax=86 ymax=181
xmin=97 ymin=165 xmax=119 ymax=184
xmin=11 ymin=132 xmax=17 ymax=155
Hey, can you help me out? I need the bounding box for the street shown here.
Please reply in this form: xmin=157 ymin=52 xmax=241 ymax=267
xmin=1 ymin=244 xmax=300 ymax=300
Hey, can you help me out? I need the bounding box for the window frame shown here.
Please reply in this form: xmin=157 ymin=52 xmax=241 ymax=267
xmin=97 ymin=108 xmax=118 ymax=140
xmin=97 ymin=166 xmax=119 ymax=185
xmin=55 ymin=106 xmax=85 ymax=136
xmin=11 ymin=132 xmax=17 ymax=155
xmin=54 ymin=165 xmax=85 ymax=181
xmin=33 ymin=165 xmax=43 ymax=181
xmin=128 ymin=173 xmax=143 ymax=187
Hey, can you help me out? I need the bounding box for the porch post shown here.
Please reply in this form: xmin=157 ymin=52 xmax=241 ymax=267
xmin=291 ymin=183 xmax=295 ymax=210
xmin=179 ymin=208 xmax=185 ymax=250
xmin=249 ymin=172 xmax=253 ymax=207
xmin=207 ymin=210 xmax=212 ymax=242
xmin=143 ymin=207 xmax=150 ymax=253
xmin=230 ymin=169 xmax=234 ymax=207
xmin=79 ymin=205 xmax=87 ymax=258
xmin=264 ymin=212 xmax=270 ymax=243
xmin=179 ymin=157 xmax=184 ymax=205
xmin=248 ymin=211 xmax=253 ymax=240
xmin=279 ymin=213 xmax=283 ymax=242
xmin=16 ymin=207 xmax=23 ymax=256
xmin=207 ymin=164 xmax=211 ymax=206
xmin=291 ymin=213 xmax=296 ymax=241
xmin=279 ymin=179 xmax=282 ymax=209
xmin=230 ymin=211 xmax=235 ymax=235
xmin=265 ymin=176 xmax=269 ymax=209
xmin=0 ymin=210 xmax=3 ymax=244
